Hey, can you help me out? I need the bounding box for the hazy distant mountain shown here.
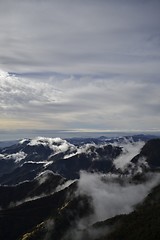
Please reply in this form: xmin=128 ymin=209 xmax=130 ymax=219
xmin=0 ymin=140 xmax=19 ymax=149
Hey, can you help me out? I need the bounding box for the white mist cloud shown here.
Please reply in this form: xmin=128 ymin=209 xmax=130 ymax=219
xmin=77 ymin=171 xmax=160 ymax=223
xmin=28 ymin=137 xmax=76 ymax=155
xmin=36 ymin=170 xmax=56 ymax=185
xmin=44 ymin=219 xmax=55 ymax=240
xmin=113 ymin=140 xmax=145 ymax=170
xmin=9 ymin=194 xmax=47 ymax=209
xmin=0 ymin=151 xmax=26 ymax=163
xmin=55 ymin=180 xmax=76 ymax=192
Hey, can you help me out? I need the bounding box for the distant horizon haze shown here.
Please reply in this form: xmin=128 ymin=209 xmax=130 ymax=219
xmin=0 ymin=129 xmax=160 ymax=141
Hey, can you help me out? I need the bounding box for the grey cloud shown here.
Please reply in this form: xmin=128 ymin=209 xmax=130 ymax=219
xmin=0 ymin=71 xmax=160 ymax=131
xmin=113 ymin=140 xmax=145 ymax=170
xmin=77 ymin=171 xmax=160 ymax=223
xmin=0 ymin=0 xmax=160 ymax=76
xmin=0 ymin=0 xmax=160 ymax=131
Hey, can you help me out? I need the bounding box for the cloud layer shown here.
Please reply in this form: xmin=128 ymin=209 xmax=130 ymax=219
xmin=77 ymin=171 xmax=160 ymax=223
xmin=0 ymin=0 xmax=160 ymax=132
xmin=0 ymin=0 xmax=160 ymax=75
xmin=0 ymin=70 xmax=160 ymax=131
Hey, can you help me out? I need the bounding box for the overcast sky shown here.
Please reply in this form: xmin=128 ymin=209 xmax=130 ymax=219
xmin=0 ymin=0 xmax=160 ymax=133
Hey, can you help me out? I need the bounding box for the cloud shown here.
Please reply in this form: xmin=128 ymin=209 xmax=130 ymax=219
xmin=0 ymin=0 xmax=160 ymax=75
xmin=28 ymin=137 xmax=76 ymax=154
xmin=0 ymin=151 xmax=27 ymax=163
xmin=113 ymin=140 xmax=145 ymax=170
xmin=1 ymin=70 xmax=160 ymax=132
xmin=0 ymin=0 xmax=160 ymax=132
xmin=77 ymin=171 xmax=160 ymax=224
xmin=44 ymin=218 xmax=55 ymax=240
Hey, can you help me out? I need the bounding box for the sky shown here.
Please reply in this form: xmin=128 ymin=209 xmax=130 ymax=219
xmin=0 ymin=0 xmax=160 ymax=134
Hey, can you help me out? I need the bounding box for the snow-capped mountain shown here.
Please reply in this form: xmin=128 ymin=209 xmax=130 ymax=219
xmin=0 ymin=136 xmax=122 ymax=184
xmin=0 ymin=134 xmax=158 ymax=185
xmin=0 ymin=134 xmax=160 ymax=240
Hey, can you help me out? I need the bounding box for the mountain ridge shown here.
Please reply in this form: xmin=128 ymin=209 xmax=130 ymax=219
xmin=0 ymin=134 xmax=159 ymax=240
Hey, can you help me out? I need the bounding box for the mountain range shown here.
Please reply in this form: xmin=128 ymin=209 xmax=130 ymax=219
xmin=0 ymin=134 xmax=160 ymax=240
